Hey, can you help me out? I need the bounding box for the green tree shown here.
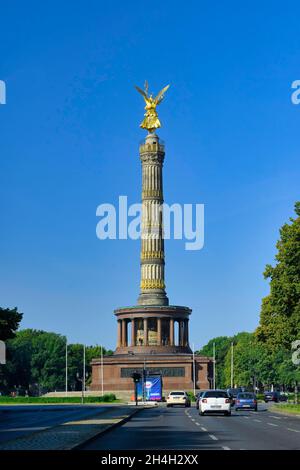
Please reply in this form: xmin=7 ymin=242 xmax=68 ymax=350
xmin=30 ymin=331 xmax=66 ymax=391
xmin=67 ymin=344 xmax=113 ymax=390
xmin=2 ymin=330 xmax=66 ymax=393
xmin=197 ymin=336 xmax=232 ymax=388
xmin=256 ymin=202 xmax=300 ymax=350
xmin=0 ymin=307 xmax=23 ymax=341
xmin=224 ymin=332 xmax=264 ymax=388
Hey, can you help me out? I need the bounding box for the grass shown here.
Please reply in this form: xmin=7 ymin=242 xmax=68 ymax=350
xmin=0 ymin=393 xmax=119 ymax=404
xmin=271 ymin=403 xmax=300 ymax=415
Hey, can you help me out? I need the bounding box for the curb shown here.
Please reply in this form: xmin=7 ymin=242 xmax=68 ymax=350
xmin=71 ymin=407 xmax=144 ymax=450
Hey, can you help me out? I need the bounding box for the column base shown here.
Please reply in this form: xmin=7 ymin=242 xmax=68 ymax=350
xmin=137 ymin=290 xmax=169 ymax=306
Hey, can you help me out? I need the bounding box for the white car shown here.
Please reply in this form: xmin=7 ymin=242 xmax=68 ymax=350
xmin=166 ymin=391 xmax=191 ymax=407
xmin=199 ymin=390 xmax=231 ymax=416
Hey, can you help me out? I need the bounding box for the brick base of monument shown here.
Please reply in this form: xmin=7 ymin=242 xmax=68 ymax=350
xmin=90 ymin=353 xmax=213 ymax=395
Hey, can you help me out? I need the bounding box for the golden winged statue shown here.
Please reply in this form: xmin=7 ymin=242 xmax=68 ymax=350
xmin=135 ymin=81 xmax=170 ymax=133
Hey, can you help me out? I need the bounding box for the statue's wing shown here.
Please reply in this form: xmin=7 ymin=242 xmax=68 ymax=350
xmin=135 ymin=85 xmax=148 ymax=100
xmin=144 ymin=80 xmax=149 ymax=94
xmin=154 ymin=84 xmax=170 ymax=104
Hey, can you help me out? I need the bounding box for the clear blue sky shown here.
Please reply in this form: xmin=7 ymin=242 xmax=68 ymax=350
xmin=0 ymin=1 xmax=299 ymax=350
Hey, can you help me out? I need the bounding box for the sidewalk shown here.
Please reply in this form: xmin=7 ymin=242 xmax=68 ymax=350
xmin=0 ymin=406 xmax=142 ymax=450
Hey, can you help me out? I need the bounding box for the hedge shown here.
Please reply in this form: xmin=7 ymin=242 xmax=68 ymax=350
xmin=0 ymin=393 xmax=117 ymax=404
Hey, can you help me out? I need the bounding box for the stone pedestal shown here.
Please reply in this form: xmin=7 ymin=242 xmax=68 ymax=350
xmin=90 ymin=353 xmax=212 ymax=394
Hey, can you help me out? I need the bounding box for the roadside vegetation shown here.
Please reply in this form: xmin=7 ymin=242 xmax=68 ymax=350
xmin=0 ymin=393 xmax=118 ymax=404
xmin=271 ymin=404 xmax=300 ymax=415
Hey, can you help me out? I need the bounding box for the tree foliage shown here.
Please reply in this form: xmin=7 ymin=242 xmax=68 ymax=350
xmin=0 ymin=307 xmax=23 ymax=341
xmin=199 ymin=330 xmax=300 ymax=390
xmin=1 ymin=329 xmax=113 ymax=395
xmin=197 ymin=336 xmax=232 ymax=388
xmin=256 ymin=202 xmax=300 ymax=350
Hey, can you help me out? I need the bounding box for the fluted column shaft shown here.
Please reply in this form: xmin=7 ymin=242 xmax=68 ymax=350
xmin=138 ymin=134 xmax=169 ymax=306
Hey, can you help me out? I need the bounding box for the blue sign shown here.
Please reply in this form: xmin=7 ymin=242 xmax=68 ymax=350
xmin=137 ymin=375 xmax=162 ymax=401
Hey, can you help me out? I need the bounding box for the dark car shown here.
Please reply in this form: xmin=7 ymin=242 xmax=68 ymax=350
xmin=264 ymin=391 xmax=288 ymax=403
xmin=196 ymin=391 xmax=206 ymax=409
xmin=226 ymin=387 xmax=244 ymax=405
xmin=235 ymin=392 xmax=257 ymax=411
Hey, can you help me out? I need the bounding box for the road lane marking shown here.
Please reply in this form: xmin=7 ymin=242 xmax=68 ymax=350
xmin=267 ymin=422 xmax=278 ymax=427
xmin=191 ymin=418 xmax=196 ymax=422
xmin=0 ymin=427 xmax=48 ymax=432
xmin=201 ymin=427 xmax=208 ymax=432
xmin=270 ymin=415 xmax=281 ymax=419
xmin=253 ymin=419 xmax=262 ymax=423
xmin=287 ymin=428 xmax=300 ymax=433
xmin=195 ymin=422 xmax=200 ymax=426
xmin=222 ymin=446 xmax=231 ymax=450
xmin=209 ymin=434 xmax=218 ymax=441
xmin=243 ymin=416 xmax=250 ymax=419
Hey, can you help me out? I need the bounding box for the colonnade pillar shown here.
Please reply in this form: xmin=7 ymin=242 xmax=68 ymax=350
xmin=131 ymin=318 xmax=136 ymax=347
xmin=169 ymin=318 xmax=174 ymax=346
xmin=143 ymin=318 xmax=148 ymax=346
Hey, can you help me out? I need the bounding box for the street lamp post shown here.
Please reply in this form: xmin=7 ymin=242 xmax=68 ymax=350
xmin=65 ymin=340 xmax=68 ymax=397
xmin=83 ymin=345 xmax=86 ymax=399
xmin=230 ymin=342 xmax=234 ymax=389
xmin=101 ymin=345 xmax=104 ymax=397
xmin=76 ymin=371 xmax=88 ymax=405
xmin=192 ymin=343 xmax=196 ymax=398
xmin=213 ymin=342 xmax=216 ymax=389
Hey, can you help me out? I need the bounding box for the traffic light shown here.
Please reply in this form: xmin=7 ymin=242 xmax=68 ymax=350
xmin=131 ymin=372 xmax=141 ymax=405
xmin=131 ymin=372 xmax=141 ymax=383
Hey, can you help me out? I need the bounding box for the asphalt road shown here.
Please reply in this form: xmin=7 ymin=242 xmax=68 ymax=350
xmin=0 ymin=405 xmax=111 ymax=444
xmin=81 ymin=403 xmax=300 ymax=450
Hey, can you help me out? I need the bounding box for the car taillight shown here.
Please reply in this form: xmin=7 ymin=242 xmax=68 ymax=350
xmin=225 ymin=399 xmax=230 ymax=403
xmin=202 ymin=398 xmax=207 ymax=403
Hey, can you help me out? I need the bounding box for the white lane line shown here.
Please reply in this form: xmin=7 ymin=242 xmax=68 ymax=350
xmin=267 ymin=422 xmax=278 ymax=427
xmin=209 ymin=434 xmax=218 ymax=441
xmin=222 ymin=446 xmax=231 ymax=450
xmin=0 ymin=426 xmax=48 ymax=432
xmin=4 ymin=425 xmax=49 ymax=432
xmin=195 ymin=422 xmax=200 ymax=426
xmin=201 ymin=427 xmax=208 ymax=432
xmin=191 ymin=418 xmax=196 ymax=422
xmin=287 ymin=428 xmax=300 ymax=433
xmin=243 ymin=416 xmax=250 ymax=419
xmin=253 ymin=419 xmax=262 ymax=423
xmin=270 ymin=415 xmax=281 ymax=420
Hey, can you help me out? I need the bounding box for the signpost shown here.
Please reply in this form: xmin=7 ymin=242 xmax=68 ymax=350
xmin=131 ymin=372 xmax=141 ymax=406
